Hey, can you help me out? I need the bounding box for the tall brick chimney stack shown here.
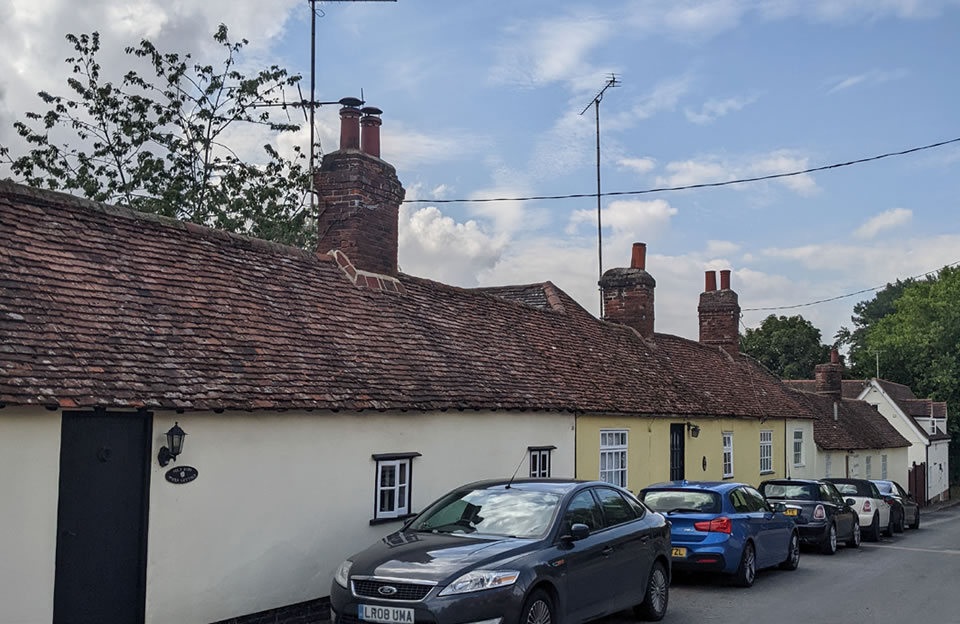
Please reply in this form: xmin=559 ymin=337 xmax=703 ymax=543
xmin=314 ymin=100 xmax=405 ymax=276
xmin=815 ymin=348 xmax=843 ymax=398
xmin=599 ymin=242 xmax=656 ymax=339
xmin=698 ymin=269 xmax=741 ymax=356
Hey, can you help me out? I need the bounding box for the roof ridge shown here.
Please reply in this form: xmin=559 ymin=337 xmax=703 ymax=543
xmin=0 ymin=178 xmax=324 ymax=263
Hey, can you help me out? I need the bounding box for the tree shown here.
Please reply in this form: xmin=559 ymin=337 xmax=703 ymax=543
xmin=835 ymin=278 xmax=914 ymax=378
xmin=740 ymin=314 xmax=832 ymax=380
xmin=0 ymin=27 xmax=316 ymax=249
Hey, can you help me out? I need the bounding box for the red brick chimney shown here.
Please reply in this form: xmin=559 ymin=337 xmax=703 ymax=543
xmin=815 ymin=348 xmax=843 ymax=398
xmin=315 ymin=101 xmax=405 ymax=276
xmin=698 ymin=269 xmax=740 ymax=356
xmin=600 ymin=242 xmax=656 ymax=339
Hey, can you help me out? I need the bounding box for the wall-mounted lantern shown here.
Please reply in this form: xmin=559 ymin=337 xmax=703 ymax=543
xmin=686 ymin=422 xmax=701 ymax=438
xmin=158 ymin=422 xmax=187 ymax=467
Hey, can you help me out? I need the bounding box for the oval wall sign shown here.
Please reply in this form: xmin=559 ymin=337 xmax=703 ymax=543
xmin=165 ymin=465 xmax=199 ymax=484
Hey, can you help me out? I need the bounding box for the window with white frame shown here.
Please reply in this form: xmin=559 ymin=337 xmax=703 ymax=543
xmin=929 ymin=420 xmax=937 ymax=434
xmin=825 ymin=454 xmax=832 ymax=477
xmin=865 ymin=455 xmax=872 ymax=479
xmin=760 ymin=430 xmax=773 ymax=474
xmin=793 ymin=429 xmax=805 ymax=466
xmin=599 ymin=430 xmax=628 ymax=487
xmin=373 ymin=453 xmax=420 ymax=521
xmin=722 ymin=432 xmax=734 ymax=478
xmin=881 ymin=454 xmax=888 ymax=479
xmin=529 ymin=446 xmax=554 ymax=478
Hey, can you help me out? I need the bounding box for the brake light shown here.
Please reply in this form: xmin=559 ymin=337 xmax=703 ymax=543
xmin=863 ymin=501 xmax=871 ymax=512
xmin=694 ymin=517 xmax=732 ymax=534
xmin=813 ymin=505 xmax=826 ymax=520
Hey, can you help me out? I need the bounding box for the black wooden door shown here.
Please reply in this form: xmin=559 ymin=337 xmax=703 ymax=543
xmin=669 ymin=424 xmax=685 ymax=481
xmin=54 ymin=412 xmax=151 ymax=624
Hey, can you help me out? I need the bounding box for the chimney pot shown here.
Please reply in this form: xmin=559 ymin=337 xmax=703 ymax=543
xmin=631 ymin=242 xmax=647 ymax=270
xmin=360 ymin=106 xmax=383 ymax=158
xmin=704 ymin=271 xmax=717 ymax=292
xmin=815 ymin=351 xmax=843 ymax=398
xmin=720 ymin=269 xmax=731 ymax=290
xmin=339 ymin=105 xmax=361 ymax=150
xmin=830 ymin=347 xmax=839 ymax=364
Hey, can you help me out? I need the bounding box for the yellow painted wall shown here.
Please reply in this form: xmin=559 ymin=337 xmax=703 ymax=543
xmin=576 ymin=415 xmax=805 ymax=492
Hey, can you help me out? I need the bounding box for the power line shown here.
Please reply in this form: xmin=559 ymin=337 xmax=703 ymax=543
xmin=741 ymin=259 xmax=960 ymax=312
xmin=403 ymin=136 xmax=960 ymax=205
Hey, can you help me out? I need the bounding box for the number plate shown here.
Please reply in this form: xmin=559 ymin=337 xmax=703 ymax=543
xmin=671 ymin=547 xmax=687 ymax=558
xmin=784 ymin=508 xmax=799 ymax=517
xmin=358 ymin=605 xmax=415 ymax=624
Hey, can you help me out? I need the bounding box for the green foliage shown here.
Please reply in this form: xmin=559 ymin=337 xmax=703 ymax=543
xmin=835 ymin=278 xmax=914 ymax=379
xmin=740 ymin=314 xmax=832 ymax=380
xmin=0 ymin=26 xmax=316 ymax=249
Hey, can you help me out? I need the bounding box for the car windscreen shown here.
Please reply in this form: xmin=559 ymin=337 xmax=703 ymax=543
xmin=409 ymin=488 xmax=561 ymax=538
xmin=641 ymin=489 xmax=722 ymax=514
xmin=874 ymin=481 xmax=894 ymax=495
xmin=760 ymin=482 xmax=816 ymax=500
xmin=832 ymin=481 xmax=873 ymax=497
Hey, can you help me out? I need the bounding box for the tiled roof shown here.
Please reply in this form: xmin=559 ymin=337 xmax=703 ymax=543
xmin=788 ymin=390 xmax=911 ymax=451
xmin=782 ymin=379 xmax=865 ymax=399
xmin=475 ymin=284 xmax=552 ymax=310
xmin=933 ymin=402 xmax=948 ymax=419
xmin=0 ymin=181 xmax=815 ymax=419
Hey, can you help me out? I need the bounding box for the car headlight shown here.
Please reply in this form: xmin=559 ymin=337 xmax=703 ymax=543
xmin=334 ymin=560 xmax=353 ymax=589
xmin=438 ymin=570 xmax=519 ymax=596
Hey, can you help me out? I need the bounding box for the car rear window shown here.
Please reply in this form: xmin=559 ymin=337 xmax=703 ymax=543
xmin=830 ymin=481 xmax=874 ymax=497
xmin=760 ymin=482 xmax=816 ymax=500
xmin=641 ymin=489 xmax=722 ymax=514
xmin=874 ymin=481 xmax=894 ymax=495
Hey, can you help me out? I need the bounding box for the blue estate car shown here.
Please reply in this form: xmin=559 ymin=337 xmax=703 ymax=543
xmin=640 ymin=481 xmax=800 ymax=587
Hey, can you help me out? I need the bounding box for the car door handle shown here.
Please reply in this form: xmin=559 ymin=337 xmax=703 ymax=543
xmin=601 ymin=546 xmax=615 ymax=556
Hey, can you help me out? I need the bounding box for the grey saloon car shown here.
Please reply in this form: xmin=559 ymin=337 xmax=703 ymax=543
xmin=330 ymin=479 xmax=672 ymax=624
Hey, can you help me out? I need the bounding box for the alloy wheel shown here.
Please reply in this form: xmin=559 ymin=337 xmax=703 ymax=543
xmin=789 ymin=534 xmax=800 ymax=567
xmin=649 ymin=567 xmax=667 ymax=615
xmin=745 ymin=547 xmax=756 ymax=584
xmin=830 ymin=526 xmax=837 ymax=552
xmin=526 ymin=600 xmax=551 ymax=624
xmin=853 ymin=522 xmax=861 ymax=546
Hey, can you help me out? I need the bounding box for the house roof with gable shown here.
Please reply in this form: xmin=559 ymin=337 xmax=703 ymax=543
xmin=786 ymin=389 xmax=911 ymax=451
xmin=0 ymin=180 xmax=815 ymax=419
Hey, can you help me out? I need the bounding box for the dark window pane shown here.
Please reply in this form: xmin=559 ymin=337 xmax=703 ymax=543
xmin=595 ymin=488 xmax=636 ymax=527
xmin=742 ymin=487 xmax=768 ymax=512
xmin=729 ymin=489 xmax=751 ymax=513
xmin=563 ymin=490 xmax=603 ymax=532
xmin=642 ymin=490 xmax=722 ymax=514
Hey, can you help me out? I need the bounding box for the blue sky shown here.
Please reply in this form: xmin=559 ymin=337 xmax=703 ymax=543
xmin=2 ymin=0 xmax=959 ymax=342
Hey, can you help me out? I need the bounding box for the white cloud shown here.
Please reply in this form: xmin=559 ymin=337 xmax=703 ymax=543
xmin=685 ymin=93 xmax=759 ymax=124
xmin=853 ymin=208 xmax=913 ymax=239
xmin=655 ymin=149 xmax=819 ymax=195
xmin=626 ymin=75 xmax=694 ymax=123
xmin=706 ymin=240 xmax=741 ymax=256
xmin=567 ymin=200 xmax=678 ymax=242
xmin=382 ymin=123 xmax=483 ymax=171
xmin=398 ymin=204 xmax=507 ymax=286
xmin=617 ymin=157 xmax=657 ymax=174
xmin=826 ymin=68 xmax=908 ymax=94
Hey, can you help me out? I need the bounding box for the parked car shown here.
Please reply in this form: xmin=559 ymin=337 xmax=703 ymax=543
xmin=824 ymin=478 xmax=892 ymax=541
xmin=330 ymin=479 xmax=672 ymax=624
xmin=758 ymin=479 xmax=860 ymax=554
xmin=872 ymin=480 xmax=920 ymax=531
xmin=639 ymin=481 xmax=800 ymax=588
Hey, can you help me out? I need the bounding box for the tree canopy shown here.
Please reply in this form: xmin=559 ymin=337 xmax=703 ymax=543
xmin=0 ymin=26 xmax=316 ymax=249
xmin=740 ymin=314 xmax=832 ymax=380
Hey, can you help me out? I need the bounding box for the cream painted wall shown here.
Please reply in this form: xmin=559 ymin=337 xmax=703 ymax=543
xmin=575 ymin=416 xmax=809 ymax=491
xmin=815 ymin=447 xmax=909 ymax=485
xmin=145 ymin=410 xmax=575 ymax=624
xmin=785 ymin=419 xmax=816 ymax=480
xmin=0 ymin=408 xmax=62 ymax=624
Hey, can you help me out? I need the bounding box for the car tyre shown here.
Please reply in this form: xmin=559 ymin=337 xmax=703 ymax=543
xmin=519 ymin=589 xmax=555 ymax=624
xmin=820 ymin=524 xmax=838 ymax=555
xmin=894 ymin=509 xmax=905 ymax=533
xmin=883 ymin=513 xmax=894 ymax=537
xmin=866 ymin=513 xmax=881 ymax=542
xmin=634 ymin=561 xmax=669 ymax=621
xmin=733 ymin=541 xmax=756 ymax=588
xmin=846 ymin=521 xmax=861 ymax=548
xmin=780 ymin=532 xmax=800 ymax=570
xmin=910 ymin=509 xmax=920 ymax=530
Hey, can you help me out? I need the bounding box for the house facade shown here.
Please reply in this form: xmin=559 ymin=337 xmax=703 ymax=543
xmin=851 ymin=379 xmax=950 ymax=502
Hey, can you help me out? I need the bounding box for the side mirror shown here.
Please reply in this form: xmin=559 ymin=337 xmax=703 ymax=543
xmin=563 ymin=523 xmax=590 ymax=542
xmin=845 ymin=498 xmax=856 ymax=506
xmin=772 ymin=502 xmax=787 ymax=513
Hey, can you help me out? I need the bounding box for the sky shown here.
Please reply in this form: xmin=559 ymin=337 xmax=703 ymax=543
xmin=1 ymin=0 xmax=959 ymax=345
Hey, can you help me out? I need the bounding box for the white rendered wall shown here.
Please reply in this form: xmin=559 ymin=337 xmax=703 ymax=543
xmin=0 ymin=408 xmax=61 ymax=624
xmin=785 ymin=419 xmax=816 ymax=479
xmin=861 ymin=386 xmax=926 ymax=466
xmin=928 ymin=440 xmax=950 ymax=500
xmin=145 ymin=410 xmax=575 ymax=624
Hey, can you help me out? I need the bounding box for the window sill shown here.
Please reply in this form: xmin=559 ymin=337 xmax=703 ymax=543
xmin=370 ymin=513 xmax=417 ymax=527
xmin=722 ymin=475 xmax=734 ymax=480
xmin=760 ymin=470 xmax=775 ymax=475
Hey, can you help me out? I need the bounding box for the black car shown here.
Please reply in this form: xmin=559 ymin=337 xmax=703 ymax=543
xmin=872 ymin=480 xmax=920 ymax=531
xmin=330 ymin=479 xmax=672 ymax=624
xmin=758 ymin=479 xmax=860 ymax=554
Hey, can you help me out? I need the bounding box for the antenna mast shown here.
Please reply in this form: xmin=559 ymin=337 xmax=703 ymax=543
xmin=580 ymin=73 xmax=621 ymax=318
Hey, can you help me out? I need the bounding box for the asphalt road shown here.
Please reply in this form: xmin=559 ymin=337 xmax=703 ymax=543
xmin=602 ymin=505 xmax=960 ymax=624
